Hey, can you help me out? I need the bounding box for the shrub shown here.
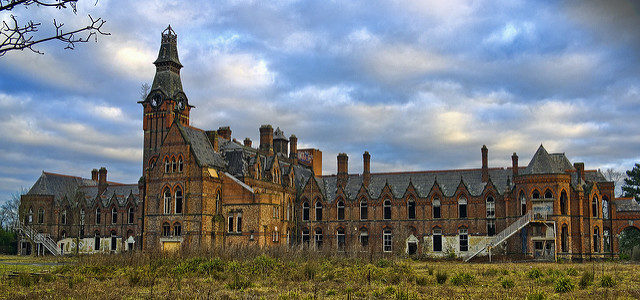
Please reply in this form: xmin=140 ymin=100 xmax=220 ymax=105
xmin=17 ymin=273 xmax=38 ymax=288
xmin=501 ymin=278 xmax=515 ymax=289
xmin=579 ymin=271 xmax=593 ymax=289
xmin=554 ymin=277 xmax=574 ymax=293
xmin=325 ymin=289 xmax=336 ymax=296
xmin=527 ymin=292 xmax=546 ymax=300
xmin=198 ymin=258 xmax=224 ymax=275
xmin=481 ymin=268 xmax=499 ymax=277
xmin=450 ymin=272 xmax=474 ymax=286
xmin=527 ymin=268 xmax=543 ymax=279
xmin=376 ymin=259 xmax=393 ymax=268
xmin=226 ymin=274 xmax=251 ymax=290
xmin=416 ymin=275 xmax=429 ymax=286
xmin=600 ymin=275 xmax=616 ymax=287
xmin=435 ymin=271 xmax=448 ymax=284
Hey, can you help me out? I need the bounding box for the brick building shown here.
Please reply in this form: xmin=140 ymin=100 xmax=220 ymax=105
xmin=17 ymin=26 xmax=640 ymax=260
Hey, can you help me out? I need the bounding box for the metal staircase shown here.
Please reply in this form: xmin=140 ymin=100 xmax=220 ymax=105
xmin=14 ymin=223 xmax=61 ymax=256
xmin=465 ymin=211 xmax=532 ymax=262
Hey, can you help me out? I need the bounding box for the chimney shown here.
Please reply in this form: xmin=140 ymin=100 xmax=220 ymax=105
xmin=98 ymin=167 xmax=108 ymax=193
xmin=91 ymin=169 xmax=99 ymax=181
xmin=337 ymin=153 xmax=348 ymax=189
xmin=574 ymin=162 xmax=585 ymax=182
xmin=289 ymin=135 xmax=297 ymax=161
xmin=363 ymin=151 xmax=371 ymax=188
xmin=217 ymin=126 xmax=231 ymax=140
xmin=481 ymin=145 xmax=489 ymax=182
xmin=244 ymin=138 xmax=252 ymax=148
xmin=206 ymin=130 xmax=219 ymax=152
xmin=259 ymin=125 xmax=273 ymax=153
xmin=511 ymin=152 xmax=519 ymax=177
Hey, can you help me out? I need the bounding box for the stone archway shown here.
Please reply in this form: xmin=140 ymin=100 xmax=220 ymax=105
xmin=406 ymin=234 xmax=419 ymax=255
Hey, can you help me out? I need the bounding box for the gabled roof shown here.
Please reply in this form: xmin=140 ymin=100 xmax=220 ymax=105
xmin=615 ymin=197 xmax=640 ymax=212
xmin=177 ymin=123 xmax=227 ymax=169
xmin=310 ymin=167 xmax=514 ymax=203
xmin=27 ymin=172 xmax=93 ymax=201
xmin=522 ymin=145 xmax=575 ymax=175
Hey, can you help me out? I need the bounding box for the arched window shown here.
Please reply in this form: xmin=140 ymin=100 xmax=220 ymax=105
xmin=236 ymin=212 xmax=242 ymax=232
xmin=433 ymin=227 xmax=442 ymax=252
xmin=360 ymin=199 xmax=368 ymax=220
xmin=519 ymin=191 xmax=527 ymax=215
xmin=560 ymin=191 xmax=567 ymax=215
xmin=302 ymin=228 xmax=310 ymax=245
xmin=314 ymin=227 xmax=323 ymax=249
xmin=315 ymin=201 xmax=323 ymax=221
xmin=215 ymin=190 xmax=221 ymax=214
xmin=603 ymin=228 xmax=611 ymax=252
xmin=37 ymin=208 xmax=44 ymax=224
xmin=336 ymin=201 xmax=345 ymax=220
xmin=286 ymin=201 xmax=292 ymax=221
xmin=383 ymin=199 xmax=392 ymax=220
xmin=592 ymin=196 xmax=598 ymax=218
xmin=26 ymin=207 xmax=33 ymax=224
xmin=486 ymin=196 xmax=495 ymax=218
xmin=408 ymin=198 xmax=416 ymax=220
xmin=532 ymin=190 xmax=540 ymax=199
xmin=164 ymin=157 xmax=171 ymax=173
xmin=227 ymin=214 xmax=234 ymax=232
xmin=162 ymin=222 xmax=170 ymax=236
xmin=383 ymin=228 xmax=392 ymax=252
xmin=128 ymin=207 xmax=135 ymax=224
xmin=302 ymin=201 xmax=309 ymax=221
xmin=593 ymin=226 xmax=600 ymax=252
xmin=94 ymin=231 xmax=100 ymax=251
xmin=171 ymin=157 xmax=177 ymax=173
xmin=433 ymin=198 xmax=441 ymax=219
xmin=61 ymin=210 xmax=67 ymax=225
xmin=96 ymin=208 xmax=101 ymax=224
xmin=458 ymin=197 xmax=467 ymax=219
xmin=336 ymin=227 xmax=346 ymax=251
xmin=177 ymin=156 xmax=183 ymax=172
xmin=272 ymin=226 xmax=279 ymax=242
xmin=561 ymin=224 xmax=568 ymax=252
xmin=111 ymin=207 xmax=117 ymax=224
xmin=603 ymin=196 xmax=609 ymax=220
xmin=544 ymin=189 xmax=553 ymax=199
xmin=163 ymin=188 xmax=171 ymax=214
xmin=174 ymin=222 xmax=182 ymax=236
xmin=459 ymin=227 xmax=468 ymax=252
xmin=359 ymin=228 xmax=369 ymax=248
xmin=175 ymin=187 xmax=183 ymax=214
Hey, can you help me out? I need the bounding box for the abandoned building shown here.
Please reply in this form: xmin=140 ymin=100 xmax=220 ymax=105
xmin=17 ymin=26 xmax=640 ymax=261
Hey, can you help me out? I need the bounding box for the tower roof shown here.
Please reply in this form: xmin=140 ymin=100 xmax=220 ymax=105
xmin=145 ymin=25 xmax=187 ymax=104
xmin=522 ymin=144 xmax=575 ymax=175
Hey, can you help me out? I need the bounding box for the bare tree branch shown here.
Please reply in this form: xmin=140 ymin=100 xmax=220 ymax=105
xmin=140 ymin=82 xmax=151 ymax=102
xmin=0 ymin=0 xmax=108 ymax=56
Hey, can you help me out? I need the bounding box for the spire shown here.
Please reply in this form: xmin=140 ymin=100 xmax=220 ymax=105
xmin=146 ymin=25 xmax=187 ymax=105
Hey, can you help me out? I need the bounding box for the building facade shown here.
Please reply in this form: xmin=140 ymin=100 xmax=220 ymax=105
xmin=17 ymin=27 xmax=640 ymax=260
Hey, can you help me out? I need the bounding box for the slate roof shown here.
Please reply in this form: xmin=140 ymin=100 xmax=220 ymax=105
xmin=178 ymin=124 xmax=227 ymax=169
xmin=26 ymin=172 xmax=140 ymax=208
xmin=615 ymin=197 xmax=640 ymax=212
xmin=522 ymin=145 xmax=575 ymax=175
xmin=313 ymin=167 xmax=514 ymax=202
xmin=274 ymin=127 xmax=288 ymax=141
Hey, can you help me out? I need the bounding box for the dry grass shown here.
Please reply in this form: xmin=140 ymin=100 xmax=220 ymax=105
xmin=1 ymin=251 xmax=640 ymax=299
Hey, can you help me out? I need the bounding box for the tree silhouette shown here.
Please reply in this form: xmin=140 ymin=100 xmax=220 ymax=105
xmin=622 ymin=163 xmax=640 ymax=202
xmin=0 ymin=0 xmax=109 ymax=56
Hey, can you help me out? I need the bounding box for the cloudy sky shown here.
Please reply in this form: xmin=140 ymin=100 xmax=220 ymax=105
xmin=1 ymin=0 xmax=639 ymax=202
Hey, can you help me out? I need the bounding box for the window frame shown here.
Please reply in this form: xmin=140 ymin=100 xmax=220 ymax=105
xmin=175 ymin=187 xmax=183 ymax=214
xmin=336 ymin=200 xmax=345 ymax=220
xmin=383 ymin=228 xmax=392 ymax=252
xmin=408 ymin=198 xmax=416 ymax=220
xmin=459 ymin=228 xmax=468 ymax=252
xmin=458 ymin=197 xmax=467 ymax=219
xmin=360 ymin=200 xmax=368 ymax=220
xmin=383 ymin=199 xmax=392 ymax=220
xmin=302 ymin=201 xmax=310 ymax=221
xmin=433 ymin=198 xmax=441 ymax=219
xmin=315 ymin=201 xmax=323 ymax=221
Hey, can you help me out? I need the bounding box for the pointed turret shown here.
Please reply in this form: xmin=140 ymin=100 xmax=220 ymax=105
xmin=146 ymin=25 xmax=188 ymax=104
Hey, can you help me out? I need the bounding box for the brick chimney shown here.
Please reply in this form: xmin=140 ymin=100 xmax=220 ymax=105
xmin=205 ymin=130 xmax=219 ymax=152
xmin=91 ymin=169 xmax=99 ymax=181
xmin=512 ymin=152 xmax=519 ymax=177
xmin=217 ymin=126 xmax=231 ymax=140
xmin=98 ymin=167 xmax=108 ymax=193
xmin=574 ymin=162 xmax=585 ymax=182
xmin=363 ymin=151 xmax=371 ymax=188
xmin=337 ymin=153 xmax=348 ymax=189
xmin=259 ymin=125 xmax=273 ymax=153
xmin=481 ymin=145 xmax=489 ymax=182
xmin=244 ymin=138 xmax=252 ymax=148
xmin=289 ymin=135 xmax=297 ymax=161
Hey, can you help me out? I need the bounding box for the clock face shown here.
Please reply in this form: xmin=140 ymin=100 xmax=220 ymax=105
xmin=177 ymin=99 xmax=185 ymax=110
xmin=151 ymin=95 xmax=162 ymax=108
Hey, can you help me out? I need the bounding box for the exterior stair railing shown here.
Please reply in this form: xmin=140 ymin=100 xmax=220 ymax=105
xmin=14 ymin=222 xmax=61 ymax=256
xmin=465 ymin=211 xmax=532 ymax=262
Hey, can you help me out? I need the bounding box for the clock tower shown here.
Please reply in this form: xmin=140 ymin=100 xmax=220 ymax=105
xmin=140 ymin=25 xmax=192 ymax=173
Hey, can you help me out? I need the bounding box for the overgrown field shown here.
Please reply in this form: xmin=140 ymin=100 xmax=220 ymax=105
xmin=2 ymin=252 xmax=640 ymax=299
